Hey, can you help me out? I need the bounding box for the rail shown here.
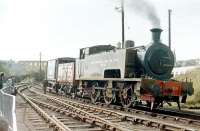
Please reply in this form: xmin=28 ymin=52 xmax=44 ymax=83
xmin=30 ymin=88 xmax=198 ymax=131
xmin=17 ymin=84 xmax=104 ymax=131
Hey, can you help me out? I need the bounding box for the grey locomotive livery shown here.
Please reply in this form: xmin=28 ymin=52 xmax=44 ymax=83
xmin=46 ymin=28 xmax=193 ymax=110
xmin=76 ymin=48 xmax=127 ymax=80
xmin=77 ymin=28 xmax=174 ymax=81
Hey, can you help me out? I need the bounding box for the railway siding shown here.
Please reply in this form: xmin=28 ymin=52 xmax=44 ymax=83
xmin=16 ymin=83 xmax=200 ymax=131
xmin=31 ymin=85 xmax=200 ymax=128
xmin=16 ymin=84 xmax=105 ymax=131
xmin=29 ymin=87 xmax=198 ymax=131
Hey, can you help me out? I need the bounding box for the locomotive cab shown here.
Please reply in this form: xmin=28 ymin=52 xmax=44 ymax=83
xmin=79 ymin=45 xmax=115 ymax=59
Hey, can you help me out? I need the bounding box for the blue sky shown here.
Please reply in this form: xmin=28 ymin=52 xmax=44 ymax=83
xmin=0 ymin=0 xmax=199 ymax=61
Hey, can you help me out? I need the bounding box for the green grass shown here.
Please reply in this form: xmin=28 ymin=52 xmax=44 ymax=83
xmin=175 ymin=68 xmax=200 ymax=105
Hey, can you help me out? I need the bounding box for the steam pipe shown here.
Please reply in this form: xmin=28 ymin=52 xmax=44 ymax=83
xmin=168 ymin=9 xmax=172 ymax=49
xmin=121 ymin=0 xmax=125 ymax=48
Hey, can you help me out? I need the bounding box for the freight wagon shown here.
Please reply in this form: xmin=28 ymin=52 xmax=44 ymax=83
xmin=46 ymin=57 xmax=75 ymax=93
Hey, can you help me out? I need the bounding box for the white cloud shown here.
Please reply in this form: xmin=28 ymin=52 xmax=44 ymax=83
xmin=0 ymin=0 xmax=199 ymax=60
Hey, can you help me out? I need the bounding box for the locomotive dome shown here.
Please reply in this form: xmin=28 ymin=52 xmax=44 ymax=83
xmin=139 ymin=28 xmax=175 ymax=80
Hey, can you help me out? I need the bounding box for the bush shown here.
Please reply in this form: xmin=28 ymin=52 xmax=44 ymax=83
xmin=175 ymin=68 xmax=200 ymax=104
xmin=30 ymin=70 xmax=45 ymax=82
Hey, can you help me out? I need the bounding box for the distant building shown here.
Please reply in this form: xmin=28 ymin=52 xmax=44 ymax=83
xmin=17 ymin=60 xmax=47 ymax=72
xmin=175 ymin=59 xmax=200 ymax=67
xmin=172 ymin=65 xmax=199 ymax=76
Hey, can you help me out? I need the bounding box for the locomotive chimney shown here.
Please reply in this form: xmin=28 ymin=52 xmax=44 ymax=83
xmin=151 ymin=28 xmax=163 ymax=43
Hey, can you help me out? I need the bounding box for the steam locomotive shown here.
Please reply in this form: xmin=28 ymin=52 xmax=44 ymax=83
xmin=46 ymin=28 xmax=193 ymax=109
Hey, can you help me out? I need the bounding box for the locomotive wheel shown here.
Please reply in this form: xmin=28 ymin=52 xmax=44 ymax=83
xmin=71 ymin=86 xmax=76 ymax=99
xmin=67 ymin=86 xmax=72 ymax=94
xmin=64 ymin=86 xmax=71 ymax=95
xmin=120 ymin=84 xmax=134 ymax=108
xmin=103 ymin=81 xmax=115 ymax=105
xmin=90 ymin=83 xmax=100 ymax=104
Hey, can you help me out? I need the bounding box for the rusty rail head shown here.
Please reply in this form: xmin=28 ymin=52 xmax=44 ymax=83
xmin=47 ymin=97 xmax=126 ymax=131
xmin=28 ymin=90 xmax=126 ymax=131
xmin=51 ymin=115 xmax=72 ymax=131
xmin=18 ymin=85 xmax=125 ymax=131
xmin=19 ymin=83 xmax=200 ymax=131
xmin=26 ymin=96 xmax=120 ymax=131
xmin=29 ymin=89 xmax=198 ymax=131
xmin=17 ymin=91 xmax=72 ymax=131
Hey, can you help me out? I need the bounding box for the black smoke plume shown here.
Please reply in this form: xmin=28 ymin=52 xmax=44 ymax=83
xmin=127 ymin=0 xmax=160 ymax=28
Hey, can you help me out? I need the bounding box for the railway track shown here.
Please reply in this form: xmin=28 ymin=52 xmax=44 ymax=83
xmin=17 ymin=84 xmax=106 ymax=131
xmin=28 ymin=83 xmax=199 ymax=130
xmin=32 ymin=83 xmax=200 ymax=126
xmin=16 ymin=96 xmax=54 ymax=131
xmin=20 ymin=83 xmax=200 ymax=131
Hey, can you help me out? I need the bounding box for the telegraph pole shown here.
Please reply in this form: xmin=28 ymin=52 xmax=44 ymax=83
xmin=39 ymin=52 xmax=42 ymax=81
xmin=121 ymin=0 xmax=125 ymax=48
xmin=168 ymin=9 xmax=172 ymax=49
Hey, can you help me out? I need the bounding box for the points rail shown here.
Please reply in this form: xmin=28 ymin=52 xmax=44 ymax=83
xmin=29 ymin=88 xmax=198 ymax=131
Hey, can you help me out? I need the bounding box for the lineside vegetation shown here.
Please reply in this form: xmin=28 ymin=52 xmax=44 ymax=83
xmin=175 ymin=68 xmax=200 ymax=105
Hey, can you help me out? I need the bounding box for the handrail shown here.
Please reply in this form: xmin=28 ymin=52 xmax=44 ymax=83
xmin=0 ymin=83 xmax=17 ymax=131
